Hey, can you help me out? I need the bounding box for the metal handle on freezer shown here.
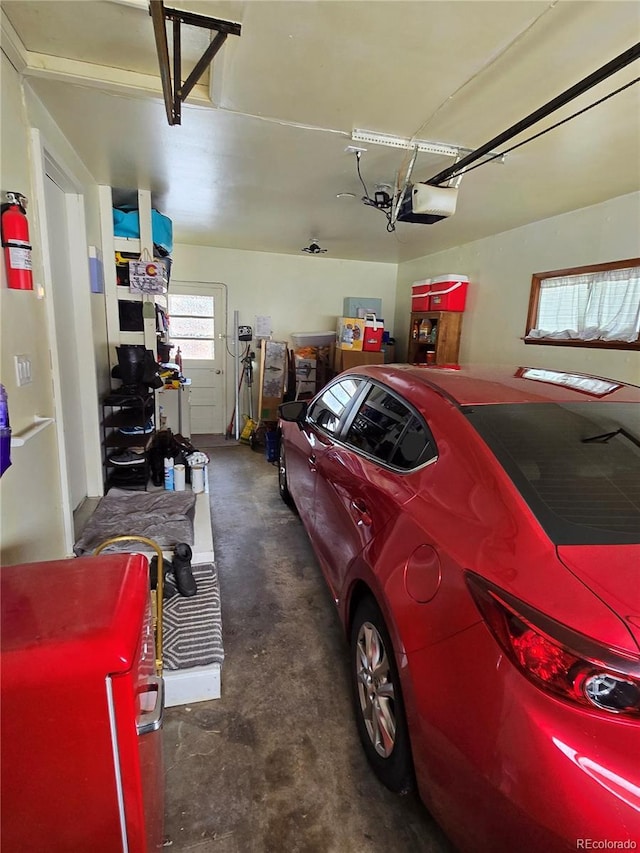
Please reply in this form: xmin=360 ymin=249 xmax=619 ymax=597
xmin=137 ymin=676 xmax=165 ymax=736
xmin=93 ymin=535 xmax=165 ymax=676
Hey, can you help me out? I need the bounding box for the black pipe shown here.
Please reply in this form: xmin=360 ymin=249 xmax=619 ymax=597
xmin=427 ymin=41 xmax=640 ymax=186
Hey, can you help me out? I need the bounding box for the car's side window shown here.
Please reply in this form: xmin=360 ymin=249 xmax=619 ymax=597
xmin=307 ymin=377 xmax=363 ymax=434
xmin=390 ymin=416 xmax=434 ymax=468
xmin=345 ymin=384 xmax=435 ymax=469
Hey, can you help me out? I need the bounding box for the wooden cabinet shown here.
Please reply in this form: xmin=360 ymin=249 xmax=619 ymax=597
xmin=407 ymin=311 xmax=463 ymax=365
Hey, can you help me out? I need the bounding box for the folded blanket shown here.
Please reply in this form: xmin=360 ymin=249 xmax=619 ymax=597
xmin=74 ymin=488 xmax=197 ymax=556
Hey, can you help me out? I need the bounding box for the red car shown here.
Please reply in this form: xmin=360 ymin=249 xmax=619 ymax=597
xmin=278 ymin=364 xmax=640 ymax=852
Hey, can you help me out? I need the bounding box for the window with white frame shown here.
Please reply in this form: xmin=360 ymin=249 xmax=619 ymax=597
xmin=167 ymin=294 xmax=215 ymax=359
xmin=525 ymin=259 xmax=640 ymax=349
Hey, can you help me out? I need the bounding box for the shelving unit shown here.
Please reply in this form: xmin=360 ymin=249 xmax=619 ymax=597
xmin=98 ymin=188 xmax=172 ymax=374
xmin=99 ymin=187 xmax=172 ymax=433
xmin=99 ymin=188 xmax=158 ymax=368
xmin=101 ymin=391 xmax=155 ymax=491
xmin=407 ymin=311 xmax=463 ymax=365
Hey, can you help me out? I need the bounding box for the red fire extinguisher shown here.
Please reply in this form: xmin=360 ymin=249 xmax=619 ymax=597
xmin=1 ymin=191 xmax=33 ymax=291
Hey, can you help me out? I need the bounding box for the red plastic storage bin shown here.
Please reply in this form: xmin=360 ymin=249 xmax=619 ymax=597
xmin=411 ymin=279 xmax=431 ymax=311
xmin=429 ymin=275 xmax=469 ymax=311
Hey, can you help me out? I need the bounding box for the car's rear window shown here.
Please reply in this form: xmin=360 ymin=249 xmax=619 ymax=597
xmin=465 ymin=402 xmax=640 ymax=545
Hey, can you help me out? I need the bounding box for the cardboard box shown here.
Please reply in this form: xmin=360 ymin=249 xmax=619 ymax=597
xmin=259 ymin=340 xmax=287 ymax=421
xmin=382 ymin=343 xmax=396 ymax=363
xmin=295 ymin=355 xmax=316 ymax=375
xmin=336 ymin=316 xmax=365 ymax=350
xmin=296 ymin=379 xmax=317 ymax=398
xmin=334 ymin=349 xmax=384 ymax=373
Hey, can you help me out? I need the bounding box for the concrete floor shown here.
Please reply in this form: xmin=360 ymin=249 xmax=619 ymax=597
xmin=163 ymin=442 xmax=454 ymax=853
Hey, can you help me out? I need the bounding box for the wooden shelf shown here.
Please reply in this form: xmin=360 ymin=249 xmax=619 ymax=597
xmin=407 ymin=311 xmax=463 ymax=365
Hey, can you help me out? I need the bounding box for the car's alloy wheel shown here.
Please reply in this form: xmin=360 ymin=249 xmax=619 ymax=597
xmin=278 ymin=442 xmax=295 ymax=509
xmin=355 ymin=619 xmax=396 ymax=757
xmin=350 ymin=597 xmax=414 ymax=793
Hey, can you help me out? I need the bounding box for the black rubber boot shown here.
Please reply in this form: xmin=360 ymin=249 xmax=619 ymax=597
xmin=116 ymin=345 xmax=146 ymax=387
xmin=172 ymin=543 xmax=197 ymax=597
xmin=149 ymin=556 xmax=179 ymax=599
xmin=142 ymin=348 xmax=164 ymax=389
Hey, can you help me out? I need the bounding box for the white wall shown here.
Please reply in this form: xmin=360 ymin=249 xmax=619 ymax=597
xmin=0 ymin=54 xmax=68 ymax=562
xmin=395 ymin=193 xmax=640 ymax=385
xmin=23 ymin=86 xmax=111 ymax=415
xmin=171 ymin=243 xmax=398 ymax=419
xmin=0 ymin=58 xmax=105 ymax=563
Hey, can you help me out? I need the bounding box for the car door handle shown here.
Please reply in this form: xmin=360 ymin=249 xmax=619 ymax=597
xmin=350 ymin=499 xmax=372 ymax=527
xmin=308 ymin=453 xmax=316 ymax=471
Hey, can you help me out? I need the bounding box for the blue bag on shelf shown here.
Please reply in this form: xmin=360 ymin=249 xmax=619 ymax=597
xmin=151 ymin=210 xmax=173 ymax=254
xmin=112 ymin=208 xmax=173 ymax=254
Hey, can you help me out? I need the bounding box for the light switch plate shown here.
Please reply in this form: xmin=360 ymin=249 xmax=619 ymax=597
xmin=14 ymin=354 xmax=32 ymax=386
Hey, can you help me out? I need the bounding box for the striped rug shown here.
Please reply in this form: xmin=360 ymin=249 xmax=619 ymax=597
xmin=162 ymin=563 xmax=224 ymax=670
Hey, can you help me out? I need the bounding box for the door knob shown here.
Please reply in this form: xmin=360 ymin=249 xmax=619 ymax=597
xmin=215 ymin=369 xmax=222 ymax=374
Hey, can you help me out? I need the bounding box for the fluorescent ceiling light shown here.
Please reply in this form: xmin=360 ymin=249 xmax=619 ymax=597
xmin=352 ymin=129 xmax=460 ymax=158
xmin=351 ymin=129 xmax=505 ymax=165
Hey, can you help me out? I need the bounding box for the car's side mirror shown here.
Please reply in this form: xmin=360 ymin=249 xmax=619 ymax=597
xmin=279 ymin=400 xmax=308 ymax=424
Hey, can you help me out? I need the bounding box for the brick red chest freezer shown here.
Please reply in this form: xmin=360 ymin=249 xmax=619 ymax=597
xmin=0 ymin=554 xmax=164 ymax=852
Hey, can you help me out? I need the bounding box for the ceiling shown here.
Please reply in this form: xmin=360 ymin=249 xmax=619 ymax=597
xmin=2 ymin=0 xmax=639 ymax=263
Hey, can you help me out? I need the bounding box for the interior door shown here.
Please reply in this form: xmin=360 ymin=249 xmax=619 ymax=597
xmin=168 ymin=282 xmax=226 ymax=435
xmin=44 ymin=174 xmax=87 ymax=511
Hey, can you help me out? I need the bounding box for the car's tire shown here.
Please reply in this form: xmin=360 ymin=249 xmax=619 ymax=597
xmin=350 ymin=596 xmax=414 ymax=794
xmin=278 ymin=442 xmax=296 ymax=510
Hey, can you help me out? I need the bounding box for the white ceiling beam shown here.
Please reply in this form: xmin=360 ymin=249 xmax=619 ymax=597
xmin=1 ymin=8 xmax=210 ymax=106
xmin=1 ymin=9 xmax=28 ymax=73
xmin=18 ymin=51 xmax=211 ymax=106
xmin=105 ymin=0 xmax=149 ymax=9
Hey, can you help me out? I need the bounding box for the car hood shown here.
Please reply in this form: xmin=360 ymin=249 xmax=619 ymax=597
xmin=557 ymin=545 xmax=640 ymax=652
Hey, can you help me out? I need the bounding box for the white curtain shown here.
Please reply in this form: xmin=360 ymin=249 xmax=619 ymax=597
xmin=528 ymin=267 xmax=640 ymax=343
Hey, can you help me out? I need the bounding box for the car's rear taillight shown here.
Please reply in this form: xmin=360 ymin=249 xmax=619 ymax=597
xmin=466 ymin=573 xmax=640 ymax=718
